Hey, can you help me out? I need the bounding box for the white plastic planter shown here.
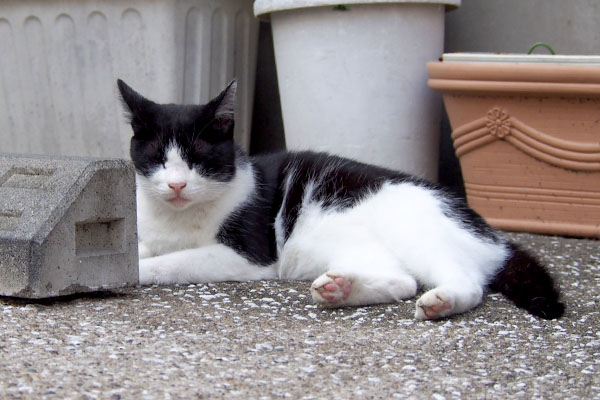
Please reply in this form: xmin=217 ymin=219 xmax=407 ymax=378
xmin=255 ymin=0 xmax=460 ymax=180
xmin=0 ymin=0 xmax=258 ymax=157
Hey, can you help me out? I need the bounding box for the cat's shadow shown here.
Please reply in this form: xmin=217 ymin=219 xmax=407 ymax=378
xmin=0 ymin=289 xmax=131 ymax=306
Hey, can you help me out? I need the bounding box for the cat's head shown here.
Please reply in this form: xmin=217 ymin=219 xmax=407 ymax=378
xmin=118 ymin=79 xmax=240 ymax=210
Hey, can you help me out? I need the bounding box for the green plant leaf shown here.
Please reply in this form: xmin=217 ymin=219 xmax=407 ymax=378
xmin=528 ymin=42 xmax=556 ymax=55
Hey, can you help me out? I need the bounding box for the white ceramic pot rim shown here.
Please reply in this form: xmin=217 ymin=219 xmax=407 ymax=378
xmin=442 ymin=53 xmax=600 ymax=65
xmin=254 ymin=0 xmax=461 ymax=18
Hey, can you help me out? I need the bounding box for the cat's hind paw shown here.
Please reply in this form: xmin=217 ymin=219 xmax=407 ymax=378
xmin=415 ymin=289 xmax=454 ymax=320
xmin=311 ymin=271 xmax=353 ymax=307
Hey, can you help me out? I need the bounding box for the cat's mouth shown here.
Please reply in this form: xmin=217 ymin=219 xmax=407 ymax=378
xmin=167 ymin=196 xmax=191 ymax=208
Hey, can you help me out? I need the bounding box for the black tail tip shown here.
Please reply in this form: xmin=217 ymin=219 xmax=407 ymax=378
xmin=527 ymin=298 xmax=565 ymax=320
xmin=491 ymin=243 xmax=566 ymax=320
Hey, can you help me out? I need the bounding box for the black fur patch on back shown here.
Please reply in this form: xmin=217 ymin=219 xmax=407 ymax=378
xmin=440 ymin=195 xmax=503 ymax=243
xmin=216 ymin=151 xmax=288 ymax=265
xmin=217 ymin=151 xmax=416 ymax=264
xmin=273 ymin=152 xmax=501 ymax=244
xmin=274 ymin=152 xmax=423 ymax=241
xmin=217 ymin=150 xmax=506 ymax=265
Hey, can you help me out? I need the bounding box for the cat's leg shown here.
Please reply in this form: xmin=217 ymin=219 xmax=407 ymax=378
xmin=280 ymin=210 xmax=417 ymax=307
xmin=138 ymin=242 xmax=153 ymax=259
xmin=308 ymin=246 xmax=418 ymax=308
xmin=414 ymin=272 xmax=484 ymax=320
xmin=311 ymin=269 xmax=417 ymax=308
xmin=139 ymin=244 xmax=277 ymax=285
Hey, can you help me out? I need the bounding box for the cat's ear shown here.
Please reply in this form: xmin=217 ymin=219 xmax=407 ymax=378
xmin=214 ymin=79 xmax=237 ymax=119
xmin=208 ymin=79 xmax=237 ymax=139
xmin=117 ymin=79 xmax=156 ymax=134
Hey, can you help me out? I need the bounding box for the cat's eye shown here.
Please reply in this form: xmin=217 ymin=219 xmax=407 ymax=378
xmin=132 ymin=128 xmax=154 ymax=140
xmin=193 ymin=139 xmax=208 ymax=153
xmin=141 ymin=139 xmax=163 ymax=161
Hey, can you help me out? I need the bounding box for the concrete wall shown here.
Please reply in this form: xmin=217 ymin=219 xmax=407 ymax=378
xmin=445 ymin=0 xmax=600 ymax=54
xmin=0 ymin=1 xmax=258 ymax=158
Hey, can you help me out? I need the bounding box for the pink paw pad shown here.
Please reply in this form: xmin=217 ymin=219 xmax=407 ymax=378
xmin=421 ymin=301 xmax=452 ymax=319
xmin=312 ymin=274 xmax=353 ymax=306
xmin=415 ymin=290 xmax=455 ymax=320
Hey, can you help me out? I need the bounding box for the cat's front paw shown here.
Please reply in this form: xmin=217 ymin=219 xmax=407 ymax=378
xmin=138 ymin=257 xmax=162 ymax=285
xmin=138 ymin=242 xmax=153 ymax=259
xmin=415 ymin=289 xmax=454 ymax=320
xmin=311 ymin=271 xmax=353 ymax=307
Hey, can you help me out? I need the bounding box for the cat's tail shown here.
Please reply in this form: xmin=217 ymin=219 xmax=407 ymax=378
xmin=489 ymin=242 xmax=565 ymax=320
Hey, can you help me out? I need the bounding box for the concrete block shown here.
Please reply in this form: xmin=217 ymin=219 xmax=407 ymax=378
xmin=0 ymin=154 xmax=138 ymax=298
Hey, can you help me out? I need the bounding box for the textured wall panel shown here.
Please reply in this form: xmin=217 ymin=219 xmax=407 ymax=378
xmin=0 ymin=0 xmax=258 ymax=157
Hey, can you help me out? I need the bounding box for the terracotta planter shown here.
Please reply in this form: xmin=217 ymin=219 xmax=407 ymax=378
xmin=428 ymin=54 xmax=600 ymax=237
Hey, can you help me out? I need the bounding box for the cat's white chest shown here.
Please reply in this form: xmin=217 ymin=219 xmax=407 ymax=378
xmin=136 ymin=192 xmax=220 ymax=257
xmin=134 ymin=163 xmax=256 ymax=258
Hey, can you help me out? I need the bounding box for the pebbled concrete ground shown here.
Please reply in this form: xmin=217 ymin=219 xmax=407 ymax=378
xmin=1 ymin=233 xmax=599 ymax=399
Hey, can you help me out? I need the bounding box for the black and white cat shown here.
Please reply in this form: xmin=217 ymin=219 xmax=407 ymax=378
xmin=117 ymin=79 xmax=564 ymax=320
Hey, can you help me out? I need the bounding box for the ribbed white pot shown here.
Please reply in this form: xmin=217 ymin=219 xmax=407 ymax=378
xmin=255 ymin=0 xmax=460 ymax=180
xmin=0 ymin=0 xmax=258 ymax=157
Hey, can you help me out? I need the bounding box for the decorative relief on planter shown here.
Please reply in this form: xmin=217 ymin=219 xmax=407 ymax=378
xmin=452 ymin=107 xmax=600 ymax=171
xmin=486 ymin=107 xmax=512 ymax=138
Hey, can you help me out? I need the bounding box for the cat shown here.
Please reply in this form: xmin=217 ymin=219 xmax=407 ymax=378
xmin=117 ymin=78 xmax=565 ymax=321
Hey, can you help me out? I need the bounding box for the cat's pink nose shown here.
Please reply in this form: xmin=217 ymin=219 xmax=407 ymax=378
xmin=168 ymin=182 xmax=187 ymax=196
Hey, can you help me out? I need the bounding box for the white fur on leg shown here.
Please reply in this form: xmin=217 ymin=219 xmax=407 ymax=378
xmin=280 ymin=203 xmax=420 ymax=308
xmin=138 ymin=242 xmax=153 ymax=259
xmin=415 ymin=283 xmax=484 ymax=320
xmin=311 ymin=270 xmax=418 ymax=308
xmin=139 ymin=244 xmax=277 ymax=285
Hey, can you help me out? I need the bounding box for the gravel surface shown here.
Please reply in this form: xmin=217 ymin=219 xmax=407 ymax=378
xmin=1 ymin=233 xmax=599 ymax=399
